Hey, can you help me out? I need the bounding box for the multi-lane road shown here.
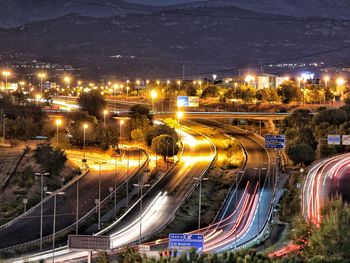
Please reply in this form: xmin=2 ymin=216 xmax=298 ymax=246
xmin=0 ymin=149 xmax=147 ymax=250
xmin=10 ymin=125 xmax=216 ymax=262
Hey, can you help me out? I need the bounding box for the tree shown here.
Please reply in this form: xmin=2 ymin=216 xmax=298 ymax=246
xmin=131 ymin=128 xmax=144 ymax=144
xmin=34 ymin=144 xmax=67 ymax=176
xmin=145 ymin=124 xmax=178 ymax=146
xmin=129 ymin=104 xmax=152 ymax=121
xmin=5 ymin=116 xmax=40 ymax=140
xmin=283 ymin=109 xmax=312 ymax=130
xmin=278 ymin=81 xmax=302 ymax=104
xmin=287 ymin=143 xmax=315 ymax=165
xmin=151 ymin=134 xmax=179 ymax=161
xmin=96 ymin=252 xmax=109 ymax=263
xmin=201 ymin=85 xmax=219 ymax=98
xmin=78 ymin=90 xmax=106 ymax=117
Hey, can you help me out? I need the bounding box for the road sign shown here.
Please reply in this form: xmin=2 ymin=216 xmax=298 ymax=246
xmin=188 ymin=96 xmax=199 ymax=107
xmin=177 ymin=96 xmax=189 ymax=107
xmin=327 ymin=135 xmax=341 ymax=145
xmin=68 ymin=235 xmax=110 ymax=251
xmin=169 ymin=233 xmax=204 ymax=252
xmin=265 ymin=135 xmax=286 ymax=149
xmin=138 ymin=245 xmax=150 ymax=251
xmin=342 ymin=135 xmax=350 ymax=145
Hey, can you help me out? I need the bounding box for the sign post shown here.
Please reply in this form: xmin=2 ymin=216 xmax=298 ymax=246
xmin=169 ymin=233 xmax=204 ymax=253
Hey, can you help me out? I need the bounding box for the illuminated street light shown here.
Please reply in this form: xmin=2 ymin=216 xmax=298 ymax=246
xmin=64 ymin=76 xmax=71 ymax=103
xmin=337 ymin=77 xmax=345 ymax=86
xmin=151 ymin=90 xmax=158 ymax=112
xmin=38 ymin=73 xmax=46 ymax=96
xmin=177 ymin=80 xmax=181 ymax=93
xmin=2 ymin=71 xmax=11 ymax=93
xmin=324 ymin=76 xmax=330 ymax=87
xmin=119 ymin=119 xmax=125 ymax=147
xmin=55 ymin=119 xmax=62 ymax=146
xmin=35 ymin=94 xmax=41 ymax=106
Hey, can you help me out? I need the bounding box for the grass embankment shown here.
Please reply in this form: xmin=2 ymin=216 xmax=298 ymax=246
xmin=0 ymin=145 xmax=79 ymax=226
xmin=153 ymin=122 xmax=245 ymax=239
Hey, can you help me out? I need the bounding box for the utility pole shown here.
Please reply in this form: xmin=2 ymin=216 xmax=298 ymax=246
xmin=194 ymin=177 xmax=208 ymax=229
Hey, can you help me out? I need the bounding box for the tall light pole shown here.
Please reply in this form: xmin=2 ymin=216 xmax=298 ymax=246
xmin=83 ymin=123 xmax=88 ymax=161
xmin=36 ymin=94 xmax=41 ymax=107
xmin=76 ymin=178 xmax=79 ymax=235
xmin=38 ymin=73 xmax=46 ymax=96
xmin=2 ymin=71 xmax=11 ymax=94
xmin=103 ymin=110 xmax=108 ymax=128
xmin=177 ymin=111 xmax=184 ymax=129
xmin=133 ymin=183 xmax=151 ymax=244
xmin=64 ymin=76 xmax=71 ymax=103
xmin=119 ymin=119 xmax=124 ymax=148
xmin=136 ymin=80 xmax=140 ymax=96
xmin=177 ymin=80 xmax=181 ymax=94
xmin=324 ymin=76 xmax=330 ymax=88
xmin=112 ymin=159 xmax=118 ymax=218
xmin=193 ymin=177 xmax=208 ymax=229
xmin=55 ymin=119 xmax=62 ymax=146
xmin=35 ymin=172 xmax=50 ymax=251
xmin=151 ymin=90 xmax=158 ymax=112
xmin=94 ymin=162 xmax=106 ymax=230
xmin=46 ymin=191 xmax=65 ymax=263
xmin=113 ymin=84 xmax=118 ymax=109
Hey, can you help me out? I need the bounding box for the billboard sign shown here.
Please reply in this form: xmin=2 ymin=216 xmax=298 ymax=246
xmin=169 ymin=233 xmax=204 ymax=252
xmin=327 ymin=135 xmax=341 ymax=145
xmin=265 ymin=135 xmax=286 ymax=149
xmin=68 ymin=235 xmax=110 ymax=251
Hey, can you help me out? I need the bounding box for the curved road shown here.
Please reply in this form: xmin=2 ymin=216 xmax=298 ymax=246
xmin=0 ymin=149 xmax=146 ymax=250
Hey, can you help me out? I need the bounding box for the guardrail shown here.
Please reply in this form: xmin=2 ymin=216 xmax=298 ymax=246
xmin=0 ymin=149 xmax=149 ymax=254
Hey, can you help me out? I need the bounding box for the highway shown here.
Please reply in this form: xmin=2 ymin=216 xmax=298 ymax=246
xmin=0 ymin=148 xmax=147 ymax=250
xmin=270 ymin=153 xmax=350 ymax=257
xmin=10 ymin=125 xmax=216 ymax=262
xmin=143 ymin=120 xmax=277 ymax=253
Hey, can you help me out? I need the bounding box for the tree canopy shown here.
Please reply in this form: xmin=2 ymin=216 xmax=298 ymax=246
xmin=78 ymin=90 xmax=106 ymax=118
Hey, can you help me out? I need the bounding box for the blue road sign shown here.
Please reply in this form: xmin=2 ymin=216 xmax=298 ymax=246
xmin=265 ymin=135 xmax=286 ymax=149
xmin=169 ymin=233 xmax=204 ymax=252
xmin=177 ymin=96 xmax=189 ymax=107
xmin=327 ymin=135 xmax=341 ymax=145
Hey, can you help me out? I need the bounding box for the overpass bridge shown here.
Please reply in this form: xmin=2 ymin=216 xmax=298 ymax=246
xmin=154 ymin=111 xmax=291 ymax=133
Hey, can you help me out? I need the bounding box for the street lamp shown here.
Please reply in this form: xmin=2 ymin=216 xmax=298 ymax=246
xmin=136 ymin=80 xmax=140 ymax=96
xmin=324 ymin=76 xmax=330 ymax=87
xmin=36 ymin=94 xmax=41 ymax=106
xmin=94 ymin=162 xmax=107 ymax=230
xmin=64 ymin=76 xmax=71 ymax=102
xmin=83 ymin=123 xmax=88 ymax=161
xmin=35 ymin=172 xmax=50 ymax=251
xmin=38 ymin=73 xmax=46 ymax=96
xmin=103 ymin=109 xmax=108 ymax=128
xmin=193 ymin=177 xmax=208 ymax=229
xmin=177 ymin=111 xmax=184 ymax=129
xmin=46 ymin=191 xmax=65 ymax=263
xmin=119 ymin=119 xmax=124 ymax=147
xmin=177 ymin=80 xmax=181 ymax=94
xmin=133 ymin=183 xmax=151 ymax=244
xmin=151 ymin=90 xmax=158 ymax=112
xmin=337 ymin=77 xmax=345 ymax=86
xmin=55 ymin=119 xmax=62 ymax=146
xmin=2 ymin=71 xmax=10 ymax=93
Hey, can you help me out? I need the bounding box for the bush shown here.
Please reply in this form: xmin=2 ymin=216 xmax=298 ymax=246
xmin=34 ymin=144 xmax=67 ymax=176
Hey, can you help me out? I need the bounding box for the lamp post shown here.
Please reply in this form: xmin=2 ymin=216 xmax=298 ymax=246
xmin=35 ymin=172 xmax=50 ymax=251
xmin=36 ymin=94 xmax=41 ymax=107
xmin=103 ymin=110 xmax=108 ymax=128
xmin=151 ymin=90 xmax=158 ymax=112
xmin=55 ymin=119 xmax=62 ymax=146
xmin=64 ymin=76 xmax=70 ymax=103
xmin=94 ymin=162 xmax=106 ymax=230
xmin=23 ymin=198 xmax=28 ymax=213
xmin=177 ymin=111 xmax=184 ymax=129
xmin=177 ymin=80 xmax=181 ymax=94
xmin=46 ymin=191 xmax=65 ymax=263
xmin=136 ymin=80 xmax=140 ymax=96
xmin=83 ymin=123 xmax=88 ymax=161
xmin=193 ymin=177 xmax=208 ymax=229
xmin=2 ymin=71 xmax=10 ymax=93
xmin=133 ymin=183 xmax=151 ymax=244
xmin=113 ymin=159 xmax=118 ymax=218
xmin=119 ymin=119 xmax=124 ymax=148
xmin=38 ymin=73 xmax=46 ymax=96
